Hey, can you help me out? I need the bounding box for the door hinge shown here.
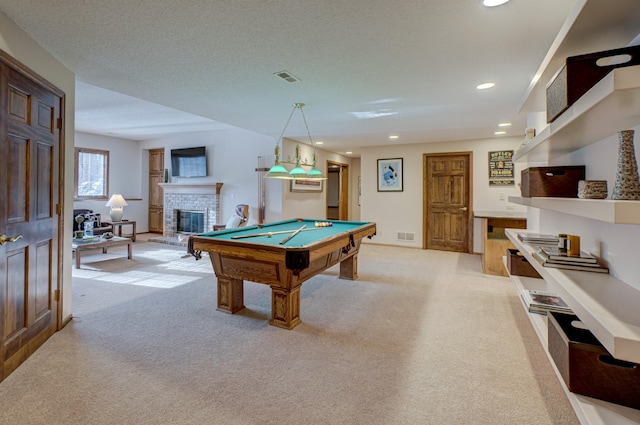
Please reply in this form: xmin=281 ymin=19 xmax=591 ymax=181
xmin=54 ymin=289 xmax=60 ymax=301
xmin=56 ymin=118 xmax=63 ymax=129
xmin=56 ymin=204 xmax=62 ymax=215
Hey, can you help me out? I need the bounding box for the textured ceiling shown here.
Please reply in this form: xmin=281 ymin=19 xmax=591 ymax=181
xmin=0 ymin=0 xmax=581 ymax=155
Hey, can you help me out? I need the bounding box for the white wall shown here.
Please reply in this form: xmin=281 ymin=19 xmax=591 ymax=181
xmin=139 ymin=127 xmax=275 ymax=227
xmin=274 ymin=138 xmax=354 ymax=221
xmin=361 ymin=136 xmax=527 ymax=251
xmin=74 ymin=132 xmax=147 ymax=228
xmin=0 ymin=11 xmax=76 ymax=321
xmin=76 ymin=129 xmax=359 ymax=234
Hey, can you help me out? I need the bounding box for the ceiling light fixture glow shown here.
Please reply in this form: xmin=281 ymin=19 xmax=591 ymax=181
xmin=350 ymin=110 xmax=398 ymax=119
xmin=389 ymin=135 xmax=399 ymax=139
xmin=498 ymin=122 xmax=511 ymax=127
xmin=494 ymin=131 xmax=506 ymax=135
xmin=346 ymin=151 xmax=353 ymax=155
xmin=483 ymin=0 xmax=511 ymax=7
xmin=476 ymin=82 xmax=495 ymax=90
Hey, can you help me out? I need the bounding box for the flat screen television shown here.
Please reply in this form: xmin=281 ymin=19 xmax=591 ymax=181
xmin=171 ymin=146 xmax=207 ymax=178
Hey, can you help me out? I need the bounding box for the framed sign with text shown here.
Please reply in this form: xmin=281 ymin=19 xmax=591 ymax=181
xmin=489 ymin=150 xmax=514 ymax=180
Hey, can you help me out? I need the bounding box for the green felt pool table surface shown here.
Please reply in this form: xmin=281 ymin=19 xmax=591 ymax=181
xmin=197 ymin=218 xmax=372 ymax=247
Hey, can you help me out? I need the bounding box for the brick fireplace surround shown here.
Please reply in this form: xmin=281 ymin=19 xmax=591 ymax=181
xmin=159 ymin=183 xmax=223 ymax=237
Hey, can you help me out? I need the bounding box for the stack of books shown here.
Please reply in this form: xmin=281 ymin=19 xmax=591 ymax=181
xmin=516 ymin=232 xmax=559 ymax=246
xmin=533 ymin=246 xmax=609 ymax=273
xmin=521 ymin=289 xmax=573 ymax=315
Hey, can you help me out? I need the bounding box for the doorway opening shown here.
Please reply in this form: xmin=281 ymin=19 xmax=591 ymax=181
xmin=326 ymin=161 xmax=349 ymax=220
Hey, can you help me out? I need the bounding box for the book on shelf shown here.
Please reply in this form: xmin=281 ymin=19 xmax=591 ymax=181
xmin=532 ymin=251 xmax=609 ymax=273
xmin=516 ymin=232 xmax=559 ymax=245
xmin=520 ymin=289 xmax=573 ymax=315
xmin=538 ymin=246 xmax=598 ymax=264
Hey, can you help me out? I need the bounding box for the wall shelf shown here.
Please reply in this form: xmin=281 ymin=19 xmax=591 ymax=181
xmin=506 ymin=229 xmax=640 ymax=365
xmin=503 ymin=256 xmax=640 ymax=425
xmin=508 ymin=196 xmax=640 ymax=225
xmin=514 ymin=66 xmax=640 ymax=163
xmin=519 ymin=0 xmax=640 ymax=114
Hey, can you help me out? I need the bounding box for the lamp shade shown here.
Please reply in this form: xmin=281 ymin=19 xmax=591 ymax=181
xmin=106 ymin=194 xmax=128 ymax=207
xmin=305 ymin=167 xmax=327 ymax=180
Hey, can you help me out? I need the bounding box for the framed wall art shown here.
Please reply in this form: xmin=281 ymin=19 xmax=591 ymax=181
xmin=377 ymin=158 xmax=403 ymax=192
xmin=290 ymin=179 xmax=323 ymax=192
xmin=488 ymin=150 xmax=514 ymax=179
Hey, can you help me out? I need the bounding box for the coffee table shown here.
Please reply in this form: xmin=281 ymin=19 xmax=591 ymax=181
xmin=71 ymin=236 xmax=133 ymax=268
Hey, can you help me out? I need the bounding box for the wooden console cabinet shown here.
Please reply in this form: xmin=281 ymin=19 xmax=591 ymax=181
xmin=476 ymin=212 xmax=526 ymax=276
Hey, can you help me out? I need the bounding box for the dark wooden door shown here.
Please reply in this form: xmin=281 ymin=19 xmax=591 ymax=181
xmin=148 ymin=148 xmax=164 ymax=233
xmin=0 ymin=58 xmax=62 ymax=381
xmin=424 ymin=153 xmax=472 ymax=252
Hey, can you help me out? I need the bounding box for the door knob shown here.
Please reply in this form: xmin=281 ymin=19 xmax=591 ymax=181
xmin=459 ymin=207 xmax=468 ymax=211
xmin=0 ymin=234 xmax=23 ymax=245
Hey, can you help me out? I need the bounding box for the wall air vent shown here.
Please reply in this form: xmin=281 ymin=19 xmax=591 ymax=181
xmin=397 ymin=232 xmax=415 ymax=242
xmin=274 ymin=70 xmax=301 ymax=83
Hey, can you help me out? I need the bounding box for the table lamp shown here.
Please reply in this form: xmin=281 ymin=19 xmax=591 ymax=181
xmin=105 ymin=194 xmax=128 ymax=222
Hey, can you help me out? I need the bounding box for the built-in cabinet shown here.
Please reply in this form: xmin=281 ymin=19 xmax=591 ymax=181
xmin=475 ymin=212 xmax=526 ymax=276
xmin=148 ymin=148 xmax=164 ymax=233
xmin=504 ymin=1 xmax=640 ymax=423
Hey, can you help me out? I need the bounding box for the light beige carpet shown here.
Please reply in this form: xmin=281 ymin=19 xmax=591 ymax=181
xmin=0 ymin=236 xmax=578 ymax=425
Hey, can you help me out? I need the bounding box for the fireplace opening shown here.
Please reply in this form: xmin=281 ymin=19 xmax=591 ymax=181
xmin=177 ymin=210 xmax=205 ymax=234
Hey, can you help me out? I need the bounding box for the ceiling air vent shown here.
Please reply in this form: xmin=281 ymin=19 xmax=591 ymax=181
xmin=274 ymin=70 xmax=301 ymax=83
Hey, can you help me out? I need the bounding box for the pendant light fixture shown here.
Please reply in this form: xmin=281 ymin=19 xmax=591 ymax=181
xmin=264 ymin=103 xmax=327 ymax=180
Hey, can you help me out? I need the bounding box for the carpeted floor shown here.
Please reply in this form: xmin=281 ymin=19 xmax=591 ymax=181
xmin=0 ymin=235 xmax=578 ymax=425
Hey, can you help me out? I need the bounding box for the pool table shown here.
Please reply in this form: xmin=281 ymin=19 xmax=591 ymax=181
xmin=190 ymin=218 xmax=376 ymax=329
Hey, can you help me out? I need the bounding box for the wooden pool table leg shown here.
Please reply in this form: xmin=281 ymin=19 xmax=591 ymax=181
xmin=270 ymin=285 xmax=301 ymax=330
xmin=339 ymin=254 xmax=358 ymax=280
xmin=216 ymin=277 xmax=245 ymax=314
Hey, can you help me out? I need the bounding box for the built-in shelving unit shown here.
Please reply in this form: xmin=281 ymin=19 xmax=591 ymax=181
xmin=508 ymin=196 xmax=640 ymax=225
xmin=509 ymin=1 xmax=640 ymax=423
xmin=507 ymin=229 xmax=640 ymax=364
xmin=503 ymin=254 xmax=640 ymax=425
xmin=514 ymin=66 xmax=640 ymax=163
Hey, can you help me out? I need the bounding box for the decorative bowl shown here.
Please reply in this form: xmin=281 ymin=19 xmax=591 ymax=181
xmin=577 ymin=180 xmax=608 ymax=199
xmin=102 ymin=232 xmax=114 ymax=239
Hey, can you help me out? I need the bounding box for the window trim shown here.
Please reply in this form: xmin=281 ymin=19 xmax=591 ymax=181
xmin=74 ymin=147 xmax=109 ymax=200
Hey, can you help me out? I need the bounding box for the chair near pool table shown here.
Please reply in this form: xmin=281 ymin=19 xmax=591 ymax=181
xmin=189 ymin=204 xmax=249 ymax=259
xmin=212 ymin=204 xmax=249 ymax=231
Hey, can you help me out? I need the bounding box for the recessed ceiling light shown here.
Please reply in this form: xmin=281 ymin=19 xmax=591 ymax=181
xmin=315 ymin=141 xmax=324 ymax=145
xmin=483 ymin=0 xmax=511 ymax=6
xmin=494 ymin=131 xmax=506 ymax=135
xmin=346 ymin=151 xmax=353 ymax=155
xmin=389 ymin=135 xmax=399 ymax=139
xmin=476 ymin=82 xmax=495 ymax=90
xmin=498 ymin=122 xmax=511 ymax=127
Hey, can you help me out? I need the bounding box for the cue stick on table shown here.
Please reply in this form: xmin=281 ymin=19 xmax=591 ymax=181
xmin=279 ymin=224 xmax=306 ymax=245
xmin=230 ymin=227 xmax=321 ymax=239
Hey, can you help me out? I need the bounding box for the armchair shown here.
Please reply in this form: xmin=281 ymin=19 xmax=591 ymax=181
xmin=212 ymin=204 xmax=249 ymax=231
xmin=73 ymin=209 xmax=113 ymax=236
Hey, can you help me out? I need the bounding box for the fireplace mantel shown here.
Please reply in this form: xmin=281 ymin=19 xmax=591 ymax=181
xmin=159 ymin=182 xmax=223 ymax=195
